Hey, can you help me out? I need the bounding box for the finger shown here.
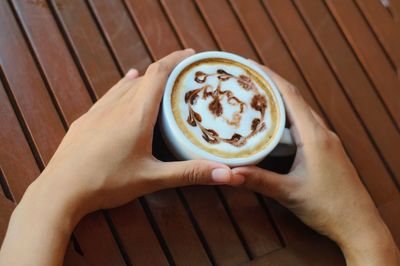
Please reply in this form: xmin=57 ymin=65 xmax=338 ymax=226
xmin=125 ymin=68 xmax=140 ymax=79
xmin=105 ymin=69 xmax=139 ymax=99
xmin=91 ymin=70 xmax=140 ymax=111
xmin=232 ymin=166 xmax=288 ymax=200
xmin=128 ymin=49 xmax=195 ymax=119
xmin=151 ymin=159 xmax=244 ymax=188
xmin=249 ymin=60 xmax=321 ymax=144
xmin=105 ymin=69 xmax=140 ymax=101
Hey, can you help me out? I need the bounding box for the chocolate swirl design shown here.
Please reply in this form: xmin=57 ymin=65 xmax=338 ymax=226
xmin=184 ymin=69 xmax=267 ymax=147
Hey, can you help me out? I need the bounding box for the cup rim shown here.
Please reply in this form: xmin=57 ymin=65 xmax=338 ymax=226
xmin=162 ymin=51 xmax=286 ymax=165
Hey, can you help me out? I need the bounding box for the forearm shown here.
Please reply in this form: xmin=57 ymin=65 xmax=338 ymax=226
xmin=0 ymin=180 xmax=79 ymax=266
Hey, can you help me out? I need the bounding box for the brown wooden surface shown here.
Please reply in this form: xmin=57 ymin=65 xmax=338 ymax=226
xmin=0 ymin=0 xmax=399 ymax=265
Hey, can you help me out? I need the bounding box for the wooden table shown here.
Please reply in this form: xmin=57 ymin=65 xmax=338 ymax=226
xmin=1 ymin=0 xmax=399 ymax=265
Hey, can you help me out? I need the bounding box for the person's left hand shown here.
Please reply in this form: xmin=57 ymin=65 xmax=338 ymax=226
xmin=30 ymin=49 xmax=243 ymax=221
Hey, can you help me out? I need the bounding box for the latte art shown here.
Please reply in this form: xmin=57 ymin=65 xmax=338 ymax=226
xmin=184 ymin=69 xmax=267 ymax=147
xmin=171 ymin=58 xmax=280 ymax=158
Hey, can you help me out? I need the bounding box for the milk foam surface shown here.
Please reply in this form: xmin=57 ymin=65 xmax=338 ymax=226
xmin=171 ymin=59 xmax=278 ymax=158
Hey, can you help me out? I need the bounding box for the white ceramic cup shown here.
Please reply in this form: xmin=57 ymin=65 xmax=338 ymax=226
xmin=161 ymin=51 xmax=295 ymax=167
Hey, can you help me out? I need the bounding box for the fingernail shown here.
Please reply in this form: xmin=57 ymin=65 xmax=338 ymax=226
xmin=125 ymin=68 xmax=138 ymax=78
xmin=211 ymin=168 xmax=231 ymax=183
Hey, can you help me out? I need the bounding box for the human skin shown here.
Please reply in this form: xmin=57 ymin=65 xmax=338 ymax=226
xmin=0 ymin=49 xmax=243 ymax=266
xmin=0 ymin=50 xmax=398 ymax=265
xmin=232 ymin=62 xmax=400 ymax=266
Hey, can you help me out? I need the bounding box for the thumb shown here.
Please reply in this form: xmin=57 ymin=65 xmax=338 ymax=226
xmin=155 ymin=160 xmax=245 ymax=188
xmin=232 ymin=166 xmax=288 ymax=200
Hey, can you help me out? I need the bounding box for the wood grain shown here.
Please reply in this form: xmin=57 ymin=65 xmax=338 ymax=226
xmin=326 ymin=0 xmax=400 ymax=128
xmin=261 ymin=0 xmax=400 ymax=242
xmin=230 ymin=0 xmax=323 ymax=115
xmin=51 ymin=0 xmax=120 ymax=98
xmin=1 ymin=1 xmax=125 ymax=264
xmin=31 ymin=0 xmax=167 ymax=264
xmin=88 ymin=0 xmax=152 ymax=74
xmin=293 ymin=0 xmax=400 ymax=192
xmin=0 ymin=61 xmax=83 ymax=264
xmin=194 ymin=0 xmax=257 ymax=59
xmin=160 ymin=0 xmax=283 ymax=258
xmin=355 ymin=0 xmax=400 ymax=70
xmin=0 ymin=0 xmax=399 ymax=263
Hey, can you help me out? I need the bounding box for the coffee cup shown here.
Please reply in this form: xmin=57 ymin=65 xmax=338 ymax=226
xmin=161 ymin=51 xmax=295 ymax=167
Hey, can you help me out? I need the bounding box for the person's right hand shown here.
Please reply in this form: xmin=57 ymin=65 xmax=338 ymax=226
xmin=232 ymin=62 xmax=400 ymax=265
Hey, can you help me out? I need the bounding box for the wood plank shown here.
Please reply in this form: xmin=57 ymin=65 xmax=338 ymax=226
xmin=50 ymin=0 xmax=120 ymax=98
xmin=12 ymin=0 xmax=93 ymax=125
xmin=124 ymin=1 xmax=260 ymax=263
xmin=57 ymin=1 xmax=222 ymax=264
xmin=0 ymin=76 xmax=83 ymax=264
xmin=355 ymin=0 xmax=400 ymax=69
xmin=243 ymin=200 xmax=345 ymax=265
xmin=378 ymin=197 xmax=400 ymax=246
xmin=194 ymin=0 xmax=257 ymax=59
xmin=64 ymin=242 xmax=87 ymax=266
xmin=152 ymin=0 xmax=283 ymax=258
xmin=0 ymin=1 xmax=64 ymax=165
xmin=181 ymin=186 xmax=249 ymax=264
xmin=144 ymin=189 xmax=212 ymax=266
xmin=0 ymin=82 xmax=40 ymax=202
xmin=243 ymin=198 xmax=345 ymax=265
xmin=19 ymin=1 xmax=167 ymax=264
xmin=87 ymin=0 xmax=151 ymax=74
xmin=157 ymin=125 xmax=252 ymax=264
xmin=261 ymin=0 xmax=400 ymax=240
xmin=0 ymin=2 xmax=125 ymax=265
xmin=0 ymin=81 xmax=25 ymax=244
xmin=219 ymin=187 xmax=282 ymax=257
xmin=326 ymin=0 xmax=400 ymax=128
xmin=0 ymin=195 xmax=15 ymax=247
xmin=89 ymin=0 xmax=214 ymax=264
xmin=230 ymin=0 xmax=400 ymax=229
xmin=160 ymin=0 xmax=216 ymax=52
xmin=227 ymin=0 xmax=338 ymax=246
xmin=191 ymin=1 xmax=334 ymax=251
xmin=73 ymin=211 xmax=124 ymax=265
xmin=229 ymin=0 xmax=324 ymax=128
xmin=124 ymin=0 xmax=180 ymax=59
xmin=145 ymin=0 xmax=280 ymax=257
xmin=107 ymin=202 xmax=169 ymax=265
xmin=388 ymin=0 xmax=400 ymax=22
xmin=245 ymin=237 xmax=344 ymax=266
xmin=293 ymin=0 xmax=400 ymax=191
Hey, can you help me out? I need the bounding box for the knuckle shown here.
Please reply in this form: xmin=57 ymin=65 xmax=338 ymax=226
xmin=69 ymin=116 xmax=83 ymax=130
xmin=328 ymin=131 xmax=341 ymax=143
xmin=183 ymin=166 xmax=202 ymax=185
xmin=251 ymin=175 xmax=272 ymax=193
xmin=315 ymin=128 xmax=341 ymax=148
xmin=148 ymin=61 xmax=168 ymax=74
xmin=249 ymin=175 xmax=264 ymax=190
xmin=316 ymin=127 xmax=329 ymax=142
xmin=285 ymin=83 xmax=298 ymax=95
xmin=147 ymin=62 xmax=158 ymax=74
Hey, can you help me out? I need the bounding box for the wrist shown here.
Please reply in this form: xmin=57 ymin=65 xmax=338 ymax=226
xmin=1 ymin=179 xmax=81 ymax=265
xmin=337 ymin=216 xmax=399 ymax=265
xmin=15 ymin=178 xmax=83 ymax=235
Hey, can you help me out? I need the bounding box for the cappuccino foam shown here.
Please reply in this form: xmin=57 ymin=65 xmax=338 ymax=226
xmin=171 ymin=58 xmax=280 ymax=158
